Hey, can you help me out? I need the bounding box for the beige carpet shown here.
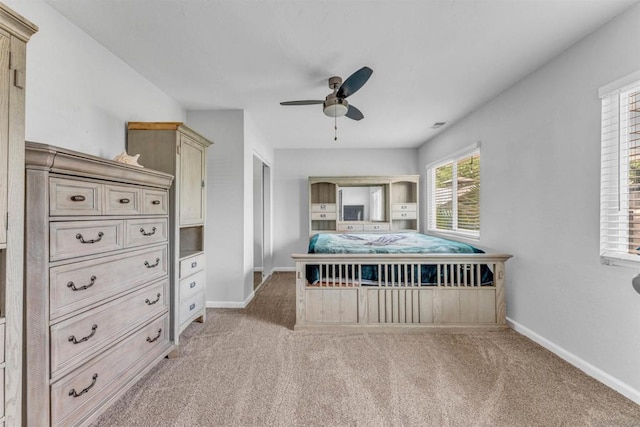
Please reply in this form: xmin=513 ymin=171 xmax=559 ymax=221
xmin=92 ymin=272 xmax=640 ymax=426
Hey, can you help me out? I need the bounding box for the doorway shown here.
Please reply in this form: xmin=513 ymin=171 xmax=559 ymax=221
xmin=253 ymin=154 xmax=272 ymax=290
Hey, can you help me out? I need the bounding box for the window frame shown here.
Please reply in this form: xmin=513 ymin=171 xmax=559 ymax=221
xmin=426 ymin=142 xmax=481 ymax=240
xmin=599 ymin=70 xmax=640 ymax=268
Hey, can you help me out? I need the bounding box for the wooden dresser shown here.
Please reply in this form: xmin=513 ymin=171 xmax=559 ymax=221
xmin=24 ymin=142 xmax=175 ymax=426
xmin=127 ymin=122 xmax=212 ymax=342
xmin=0 ymin=5 xmax=37 ymax=426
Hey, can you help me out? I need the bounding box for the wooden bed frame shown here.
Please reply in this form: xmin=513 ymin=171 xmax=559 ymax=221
xmin=291 ymin=253 xmax=512 ymax=330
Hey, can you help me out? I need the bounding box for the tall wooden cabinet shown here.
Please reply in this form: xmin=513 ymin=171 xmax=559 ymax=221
xmin=0 ymin=5 xmax=36 ymax=426
xmin=127 ymin=122 xmax=213 ymax=343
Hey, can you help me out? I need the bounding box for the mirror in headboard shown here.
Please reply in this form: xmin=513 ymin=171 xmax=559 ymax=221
xmin=338 ymin=185 xmax=386 ymax=222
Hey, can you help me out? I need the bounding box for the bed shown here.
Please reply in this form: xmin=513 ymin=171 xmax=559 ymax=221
xmin=291 ymin=232 xmax=512 ymax=329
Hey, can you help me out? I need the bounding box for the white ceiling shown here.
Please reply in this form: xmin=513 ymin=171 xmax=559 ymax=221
xmin=44 ymin=0 xmax=636 ymax=149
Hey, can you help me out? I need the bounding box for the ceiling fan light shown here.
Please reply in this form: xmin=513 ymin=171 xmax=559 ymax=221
xmin=323 ymin=102 xmax=348 ymax=118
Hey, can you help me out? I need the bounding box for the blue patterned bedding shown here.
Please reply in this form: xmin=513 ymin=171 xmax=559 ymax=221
xmin=306 ymin=232 xmax=493 ymax=286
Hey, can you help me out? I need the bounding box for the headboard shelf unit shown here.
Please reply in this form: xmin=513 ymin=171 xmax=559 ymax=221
xmin=310 ymin=181 xmax=338 ymax=232
xmin=308 ymin=175 xmax=419 ymax=235
xmin=391 ymin=179 xmax=418 ymax=231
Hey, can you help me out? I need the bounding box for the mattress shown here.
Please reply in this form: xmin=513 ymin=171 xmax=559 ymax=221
xmin=306 ymin=232 xmax=493 ymax=286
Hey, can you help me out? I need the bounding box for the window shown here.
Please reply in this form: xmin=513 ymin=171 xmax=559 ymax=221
xmin=599 ymin=71 xmax=640 ymax=265
xmin=427 ymin=143 xmax=480 ymax=237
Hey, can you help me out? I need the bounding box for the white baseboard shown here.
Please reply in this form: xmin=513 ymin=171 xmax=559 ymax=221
xmin=273 ymin=267 xmax=295 ymax=272
xmin=206 ymin=290 xmax=255 ymax=309
xmin=507 ymin=317 xmax=640 ymax=405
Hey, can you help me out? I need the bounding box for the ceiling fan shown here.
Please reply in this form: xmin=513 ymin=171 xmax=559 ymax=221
xmin=280 ymin=66 xmax=373 ymax=121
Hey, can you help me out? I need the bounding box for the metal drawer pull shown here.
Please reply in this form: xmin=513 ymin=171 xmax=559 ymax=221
xmin=146 ymin=328 xmax=162 ymax=343
xmin=151 ymin=200 xmax=161 ymax=205
xmin=140 ymin=226 xmax=157 ymax=236
xmin=70 ymin=195 xmax=86 ymax=202
xmin=67 ymin=275 xmax=97 ymax=291
xmin=191 ymin=261 xmax=197 ymax=268
xmin=189 ymin=303 xmax=196 ymax=311
xmin=68 ymin=324 xmax=98 ymax=345
xmin=190 ymin=281 xmax=196 ymax=288
xmin=119 ymin=198 xmax=130 ymax=204
xmin=145 ymin=293 xmax=161 ymax=305
xmin=76 ymin=232 xmax=104 ymax=244
xmin=144 ymin=258 xmax=160 ymax=268
xmin=69 ymin=374 xmax=98 ymax=398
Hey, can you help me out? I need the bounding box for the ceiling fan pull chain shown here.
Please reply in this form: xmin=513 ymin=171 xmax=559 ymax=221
xmin=334 ymin=115 xmax=338 ymax=141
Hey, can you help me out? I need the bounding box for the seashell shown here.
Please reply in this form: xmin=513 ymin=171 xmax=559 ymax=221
xmin=113 ymin=151 xmax=143 ymax=168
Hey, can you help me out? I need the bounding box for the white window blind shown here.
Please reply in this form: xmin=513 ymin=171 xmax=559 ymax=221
xmin=427 ymin=143 xmax=480 ymax=238
xmin=600 ymin=72 xmax=640 ymax=265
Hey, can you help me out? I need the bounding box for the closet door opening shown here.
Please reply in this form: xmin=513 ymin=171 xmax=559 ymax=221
xmin=253 ymin=155 xmax=272 ymax=289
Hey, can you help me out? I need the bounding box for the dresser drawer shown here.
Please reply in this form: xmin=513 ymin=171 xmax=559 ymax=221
xmin=104 ymin=184 xmax=141 ymax=215
xmin=392 ymin=203 xmax=417 ymax=212
xmin=391 ymin=210 xmax=417 ymax=220
xmin=50 ymin=279 xmax=168 ymax=379
xmin=50 ymin=220 xmax=124 ymax=262
xmin=179 ymin=270 xmax=206 ymax=303
xmin=179 ymin=292 xmax=204 ymax=327
xmin=180 ymin=253 xmax=205 ymax=278
xmin=50 ymin=177 xmax=102 ymax=216
xmin=311 ymin=203 xmax=336 ymax=213
xmin=311 ymin=212 xmax=337 ymax=221
xmin=125 ymin=218 xmax=168 ymax=248
xmin=337 ymin=224 xmax=364 ymax=232
xmin=142 ymin=189 xmax=169 ymax=215
xmin=363 ymin=223 xmax=390 ymax=232
xmin=50 ymin=315 xmax=170 ymax=427
xmin=50 ymin=245 xmax=168 ymax=320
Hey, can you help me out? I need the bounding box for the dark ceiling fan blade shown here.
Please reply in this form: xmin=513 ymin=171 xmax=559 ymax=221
xmin=336 ymin=66 xmax=373 ymax=99
xmin=280 ymin=100 xmax=324 ymax=106
xmin=345 ymin=104 xmax=364 ymax=121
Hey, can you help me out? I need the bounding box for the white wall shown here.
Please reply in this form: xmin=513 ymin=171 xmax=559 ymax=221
xmin=273 ymin=148 xmax=419 ymax=268
xmin=5 ymin=0 xmax=184 ymax=158
xmin=418 ymin=4 xmax=640 ymax=403
xmin=187 ymin=110 xmax=275 ymax=306
xmin=9 ymin=0 xmax=276 ymax=309
xmin=10 ymin=0 xmax=276 ymax=309
xmin=186 ymin=110 xmax=246 ymax=305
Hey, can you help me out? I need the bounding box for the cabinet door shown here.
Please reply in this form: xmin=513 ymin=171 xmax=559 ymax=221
xmin=0 ymin=33 xmax=9 ymax=246
xmin=179 ymin=135 xmax=205 ymax=225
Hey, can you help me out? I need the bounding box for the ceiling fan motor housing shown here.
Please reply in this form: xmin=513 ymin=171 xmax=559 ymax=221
xmin=324 ymin=96 xmax=349 ymax=117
